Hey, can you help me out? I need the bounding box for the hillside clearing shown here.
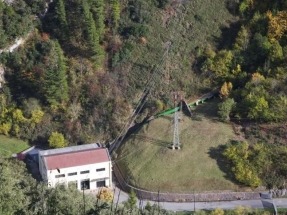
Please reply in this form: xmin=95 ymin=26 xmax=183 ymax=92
xmin=116 ymin=100 xmax=248 ymax=192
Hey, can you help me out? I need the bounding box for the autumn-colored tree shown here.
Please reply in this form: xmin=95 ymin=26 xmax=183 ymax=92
xmin=97 ymin=187 xmax=114 ymax=202
xmin=204 ymin=50 xmax=234 ymax=78
xmin=233 ymin=206 xmax=251 ymax=215
xmin=224 ymin=141 xmax=262 ymax=187
xmin=246 ymin=95 xmax=269 ymax=120
xmin=267 ymin=10 xmax=287 ymax=41
xmin=251 ymin=72 xmax=265 ymax=84
xmin=219 ymin=82 xmax=233 ymax=98
xmin=48 ymin=132 xmax=67 ymax=148
xmin=210 ymin=208 xmax=225 ymax=215
xmin=0 ymin=123 xmax=11 ymax=136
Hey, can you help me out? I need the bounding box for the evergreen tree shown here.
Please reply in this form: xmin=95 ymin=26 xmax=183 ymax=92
xmin=111 ymin=0 xmax=120 ymax=29
xmin=82 ymin=0 xmax=104 ymax=67
xmin=124 ymin=189 xmax=137 ymax=210
xmin=55 ymin=0 xmax=68 ymax=39
xmin=43 ymin=41 xmax=68 ymax=105
xmin=91 ymin=0 xmax=105 ymax=40
xmin=0 ymin=3 xmax=7 ymax=49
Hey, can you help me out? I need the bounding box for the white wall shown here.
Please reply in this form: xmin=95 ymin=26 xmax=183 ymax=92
xmin=41 ymin=160 xmax=112 ymax=190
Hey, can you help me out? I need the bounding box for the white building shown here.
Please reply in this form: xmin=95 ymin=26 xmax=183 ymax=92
xmin=39 ymin=144 xmax=112 ymax=190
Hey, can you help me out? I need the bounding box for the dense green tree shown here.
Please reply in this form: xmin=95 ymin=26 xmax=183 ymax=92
xmin=0 ymin=3 xmax=7 ymax=48
xmin=46 ymin=185 xmax=95 ymax=215
xmin=24 ymin=0 xmax=46 ymax=14
xmin=124 ymin=189 xmax=137 ymax=210
xmin=91 ymin=0 xmax=105 ymax=39
xmin=0 ymin=157 xmax=99 ymax=214
xmin=55 ymin=0 xmax=68 ymax=38
xmin=202 ymin=50 xmax=234 ymax=78
xmin=111 ymin=0 xmax=120 ymax=29
xmin=0 ymin=158 xmax=36 ymax=214
xmin=234 ymin=26 xmax=250 ymax=51
xmin=218 ymin=98 xmax=236 ymax=122
xmin=82 ymin=0 xmax=104 ymax=67
xmin=0 ymin=1 xmax=32 ymax=48
xmin=43 ymin=41 xmax=68 ymax=105
xmin=269 ymin=40 xmax=283 ymax=62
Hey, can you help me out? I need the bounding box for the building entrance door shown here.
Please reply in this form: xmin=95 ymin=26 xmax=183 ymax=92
xmin=81 ymin=179 xmax=90 ymax=190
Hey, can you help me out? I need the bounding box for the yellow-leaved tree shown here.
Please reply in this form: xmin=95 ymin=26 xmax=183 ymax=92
xmin=267 ymin=10 xmax=287 ymax=41
xmin=223 ymin=141 xmax=262 ymax=187
xmin=219 ymin=82 xmax=233 ymax=98
xmin=210 ymin=208 xmax=225 ymax=215
xmin=48 ymin=132 xmax=68 ymax=148
xmin=97 ymin=187 xmax=114 ymax=202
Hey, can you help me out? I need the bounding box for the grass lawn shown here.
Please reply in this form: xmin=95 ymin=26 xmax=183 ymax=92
xmin=0 ymin=135 xmax=30 ymax=158
xmin=116 ymin=100 xmax=247 ymax=193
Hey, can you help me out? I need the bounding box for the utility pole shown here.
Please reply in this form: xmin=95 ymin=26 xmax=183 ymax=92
xmin=193 ymin=190 xmax=196 ymax=213
xmin=82 ymin=186 xmax=85 ymax=215
xmin=157 ymin=190 xmax=160 ymax=214
xmin=172 ymin=92 xmax=182 ymax=150
xmin=115 ymin=188 xmax=121 ymax=213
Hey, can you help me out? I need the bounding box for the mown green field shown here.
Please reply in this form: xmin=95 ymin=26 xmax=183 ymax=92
xmin=0 ymin=135 xmax=30 ymax=158
xmin=116 ymin=100 xmax=247 ymax=192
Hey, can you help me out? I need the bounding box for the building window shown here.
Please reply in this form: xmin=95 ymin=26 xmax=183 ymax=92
xmin=96 ymin=180 xmax=106 ymax=187
xmin=96 ymin=168 xmax=105 ymax=172
xmin=81 ymin=179 xmax=90 ymax=190
xmin=68 ymin=172 xmax=77 ymax=176
xmin=80 ymin=170 xmax=90 ymax=174
xmin=55 ymin=174 xmax=65 ymax=178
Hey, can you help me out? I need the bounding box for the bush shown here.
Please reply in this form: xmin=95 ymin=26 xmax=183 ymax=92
xmin=97 ymin=187 xmax=114 ymax=202
xmin=218 ymin=98 xmax=236 ymax=121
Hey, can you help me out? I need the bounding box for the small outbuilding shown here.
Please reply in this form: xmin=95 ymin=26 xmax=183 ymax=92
xmin=38 ymin=144 xmax=112 ymax=191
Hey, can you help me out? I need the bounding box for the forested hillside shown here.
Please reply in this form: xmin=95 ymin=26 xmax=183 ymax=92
xmin=0 ymin=0 xmax=234 ymax=146
xmin=203 ymin=0 xmax=287 ymax=122
xmin=0 ymin=0 xmax=287 ymax=149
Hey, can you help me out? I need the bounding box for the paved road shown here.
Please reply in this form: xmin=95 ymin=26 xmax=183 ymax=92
xmin=113 ymin=187 xmax=287 ymax=212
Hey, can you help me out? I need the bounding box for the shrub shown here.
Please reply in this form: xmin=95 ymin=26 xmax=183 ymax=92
xmin=48 ymin=132 xmax=67 ymax=148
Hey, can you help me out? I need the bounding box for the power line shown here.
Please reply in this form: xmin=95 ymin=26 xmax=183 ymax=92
xmin=109 ymin=45 xmax=171 ymax=154
xmin=109 ymin=2 xmax=189 ymax=155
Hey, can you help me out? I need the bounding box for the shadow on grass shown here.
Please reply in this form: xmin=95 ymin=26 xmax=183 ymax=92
xmin=208 ymin=144 xmax=240 ymax=185
xmin=134 ymin=134 xmax=171 ymax=148
xmin=192 ymin=98 xmax=220 ymax=119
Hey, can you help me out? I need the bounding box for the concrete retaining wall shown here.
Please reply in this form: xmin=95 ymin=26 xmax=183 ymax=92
xmin=113 ymin=164 xmax=261 ymax=202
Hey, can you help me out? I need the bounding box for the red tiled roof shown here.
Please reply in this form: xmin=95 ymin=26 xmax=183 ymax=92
xmin=44 ymin=148 xmax=109 ymax=170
